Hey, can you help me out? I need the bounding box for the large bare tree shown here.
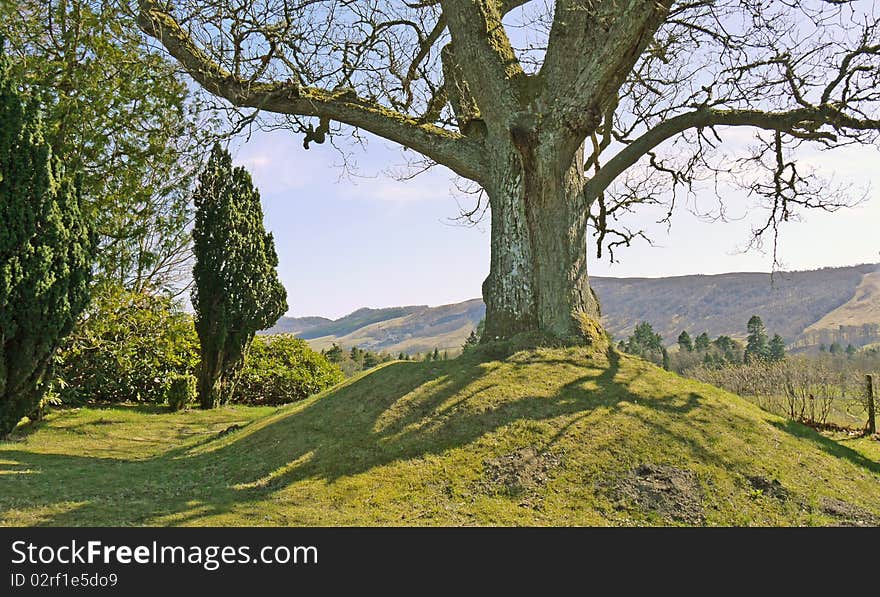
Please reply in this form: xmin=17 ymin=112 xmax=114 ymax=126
xmin=137 ymin=0 xmax=880 ymax=342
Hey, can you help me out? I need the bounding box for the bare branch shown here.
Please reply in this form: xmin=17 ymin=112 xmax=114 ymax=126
xmin=584 ymin=105 xmax=880 ymax=202
xmin=137 ymin=0 xmax=486 ymax=181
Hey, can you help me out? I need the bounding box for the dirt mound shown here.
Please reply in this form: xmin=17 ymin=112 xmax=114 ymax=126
xmin=480 ymin=447 xmax=562 ymax=496
xmin=820 ymin=497 xmax=878 ymax=527
xmin=747 ymin=476 xmax=789 ymax=501
xmin=613 ymin=464 xmax=705 ymax=524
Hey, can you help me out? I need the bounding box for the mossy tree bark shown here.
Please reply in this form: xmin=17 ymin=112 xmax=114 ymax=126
xmin=482 ymin=139 xmax=600 ymax=342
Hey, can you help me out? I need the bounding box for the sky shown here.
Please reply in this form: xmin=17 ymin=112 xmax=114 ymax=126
xmin=231 ymin=129 xmax=880 ymax=320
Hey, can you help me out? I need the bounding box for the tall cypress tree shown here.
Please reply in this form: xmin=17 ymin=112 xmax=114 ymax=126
xmin=0 ymin=43 xmax=95 ymax=435
xmin=191 ymin=144 xmax=287 ymax=409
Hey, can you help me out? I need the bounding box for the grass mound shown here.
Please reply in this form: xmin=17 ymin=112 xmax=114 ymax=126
xmin=2 ymin=347 xmax=878 ymax=526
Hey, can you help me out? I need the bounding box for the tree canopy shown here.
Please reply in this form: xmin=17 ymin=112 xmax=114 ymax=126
xmin=139 ymin=0 xmax=880 ymax=341
xmin=1 ymin=0 xmax=215 ymax=293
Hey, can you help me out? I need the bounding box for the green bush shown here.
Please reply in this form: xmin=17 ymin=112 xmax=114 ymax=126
xmin=165 ymin=373 xmax=196 ymax=411
xmin=56 ymin=287 xmax=199 ymax=404
xmin=233 ymin=335 xmax=343 ymax=405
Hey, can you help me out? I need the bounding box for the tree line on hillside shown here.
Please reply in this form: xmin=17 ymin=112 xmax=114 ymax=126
xmin=321 ymin=344 xmax=450 ymax=377
xmin=789 ymin=323 xmax=880 ymax=353
xmin=618 ymin=315 xmax=878 ymax=431
xmin=617 ymin=315 xmax=786 ymax=373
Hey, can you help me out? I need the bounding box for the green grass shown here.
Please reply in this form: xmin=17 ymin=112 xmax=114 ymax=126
xmin=2 ymin=347 xmax=879 ymax=526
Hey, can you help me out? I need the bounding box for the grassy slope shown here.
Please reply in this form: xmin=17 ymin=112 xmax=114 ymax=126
xmin=2 ymin=348 xmax=878 ymax=526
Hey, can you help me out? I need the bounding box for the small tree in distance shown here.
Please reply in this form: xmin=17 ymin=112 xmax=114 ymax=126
xmin=678 ymin=331 xmax=694 ymax=353
xmin=621 ymin=322 xmax=664 ymax=365
xmin=745 ymin=315 xmax=769 ymax=363
xmin=694 ymin=333 xmax=711 ymax=352
xmin=191 ymin=144 xmax=287 ymax=409
xmin=768 ymin=334 xmax=786 ymax=362
xmin=462 ymin=320 xmax=484 ymax=353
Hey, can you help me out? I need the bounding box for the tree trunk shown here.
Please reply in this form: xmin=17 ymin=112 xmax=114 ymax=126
xmin=197 ymin=347 xmax=223 ymax=409
xmin=481 ymin=136 xmax=600 ymax=343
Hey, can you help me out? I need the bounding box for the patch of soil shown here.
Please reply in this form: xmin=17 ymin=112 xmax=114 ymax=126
xmin=747 ymin=475 xmax=789 ymax=501
xmin=797 ymin=419 xmax=859 ymax=434
xmin=819 ymin=497 xmax=878 ymax=527
xmin=480 ymin=447 xmax=562 ymax=496
xmin=613 ymin=463 xmax=705 ymax=525
xmin=217 ymin=424 xmax=243 ymax=437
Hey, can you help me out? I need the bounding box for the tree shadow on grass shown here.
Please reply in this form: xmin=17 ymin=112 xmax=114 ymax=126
xmin=770 ymin=419 xmax=880 ymax=475
xmin=0 ymin=351 xmax=744 ymax=526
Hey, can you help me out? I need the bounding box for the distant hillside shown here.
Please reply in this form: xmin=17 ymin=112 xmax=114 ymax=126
xmin=804 ymin=271 xmax=880 ymax=332
xmin=266 ymin=264 xmax=880 ymax=353
xmin=269 ymin=299 xmax=486 ymax=354
xmin=279 ymin=306 xmax=427 ymax=340
xmin=592 ymin=264 xmax=879 ymax=346
xmin=268 ymin=316 xmax=332 ymax=335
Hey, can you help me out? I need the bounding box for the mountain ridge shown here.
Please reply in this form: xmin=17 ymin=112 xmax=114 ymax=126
xmin=265 ymin=263 xmax=880 ymax=354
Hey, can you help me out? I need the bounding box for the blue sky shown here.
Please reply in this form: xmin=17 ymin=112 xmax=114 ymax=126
xmin=232 ymin=129 xmax=880 ymax=320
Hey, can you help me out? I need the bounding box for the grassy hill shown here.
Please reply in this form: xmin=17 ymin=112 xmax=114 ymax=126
xmin=3 ymin=346 xmax=878 ymax=526
xmin=267 ymin=264 xmax=880 ymax=354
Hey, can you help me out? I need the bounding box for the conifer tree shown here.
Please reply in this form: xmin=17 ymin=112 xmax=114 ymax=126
xmin=745 ymin=315 xmax=769 ymax=363
xmin=768 ymin=334 xmax=786 ymax=362
xmin=694 ymin=333 xmax=711 ymax=352
xmin=1 ymin=44 xmax=95 ymax=435
xmin=462 ymin=330 xmax=479 ymax=352
xmin=191 ymin=144 xmax=287 ymax=408
xmin=677 ymin=331 xmax=693 ymax=353
xmin=324 ymin=344 xmax=344 ymax=364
